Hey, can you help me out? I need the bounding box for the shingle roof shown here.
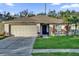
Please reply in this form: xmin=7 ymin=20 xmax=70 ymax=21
xmin=30 ymin=15 xmax=64 ymax=23
xmin=2 ymin=15 xmax=64 ymax=24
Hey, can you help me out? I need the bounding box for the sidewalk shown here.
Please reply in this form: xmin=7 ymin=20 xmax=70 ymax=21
xmin=32 ymin=49 xmax=79 ymax=53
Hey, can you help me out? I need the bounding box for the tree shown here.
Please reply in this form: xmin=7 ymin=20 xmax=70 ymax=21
xmin=59 ymin=10 xmax=71 ymax=19
xmin=3 ymin=12 xmax=14 ymax=20
xmin=0 ymin=13 xmax=3 ymax=21
xmin=20 ymin=9 xmax=28 ymax=17
xmin=14 ymin=14 xmax=20 ymax=18
xmin=28 ymin=11 xmax=35 ymax=17
xmin=37 ymin=12 xmax=46 ymax=15
xmin=48 ymin=10 xmax=57 ymax=17
xmin=67 ymin=16 xmax=79 ymax=35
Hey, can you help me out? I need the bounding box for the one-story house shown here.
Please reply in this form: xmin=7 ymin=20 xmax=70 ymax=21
xmin=2 ymin=15 xmax=79 ymax=37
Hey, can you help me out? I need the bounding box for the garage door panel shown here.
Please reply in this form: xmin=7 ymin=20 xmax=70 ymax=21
xmin=11 ymin=25 xmax=37 ymax=37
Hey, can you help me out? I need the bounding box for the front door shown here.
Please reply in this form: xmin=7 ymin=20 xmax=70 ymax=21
xmin=42 ymin=24 xmax=49 ymax=35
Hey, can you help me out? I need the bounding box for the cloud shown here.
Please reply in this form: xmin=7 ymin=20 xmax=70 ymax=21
xmin=10 ymin=12 xmax=15 ymax=15
xmin=61 ymin=4 xmax=79 ymax=9
xmin=51 ymin=3 xmax=61 ymax=5
xmin=5 ymin=3 xmax=15 ymax=6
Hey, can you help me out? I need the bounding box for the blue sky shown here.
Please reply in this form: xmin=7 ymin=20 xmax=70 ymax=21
xmin=0 ymin=3 xmax=79 ymax=15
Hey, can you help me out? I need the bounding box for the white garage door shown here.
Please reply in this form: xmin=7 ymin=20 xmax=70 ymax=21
xmin=11 ymin=25 xmax=37 ymax=37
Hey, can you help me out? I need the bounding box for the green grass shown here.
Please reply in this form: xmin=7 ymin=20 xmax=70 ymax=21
xmin=33 ymin=36 xmax=79 ymax=49
xmin=32 ymin=52 xmax=79 ymax=56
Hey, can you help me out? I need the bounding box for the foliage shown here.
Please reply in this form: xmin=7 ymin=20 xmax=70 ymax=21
xmin=0 ymin=9 xmax=79 ymax=22
xmin=28 ymin=11 xmax=35 ymax=17
xmin=0 ymin=32 xmax=5 ymax=36
xmin=37 ymin=13 xmax=46 ymax=15
xmin=19 ymin=9 xmax=28 ymax=17
xmin=48 ymin=10 xmax=57 ymax=18
xmin=3 ymin=12 xmax=14 ymax=20
xmin=68 ymin=16 xmax=79 ymax=35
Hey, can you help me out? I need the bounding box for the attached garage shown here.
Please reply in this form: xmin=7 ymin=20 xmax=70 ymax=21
xmin=3 ymin=16 xmax=39 ymax=37
xmin=11 ymin=25 xmax=38 ymax=37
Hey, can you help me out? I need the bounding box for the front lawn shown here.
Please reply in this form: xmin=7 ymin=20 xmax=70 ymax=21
xmin=33 ymin=36 xmax=79 ymax=49
xmin=32 ymin=52 xmax=79 ymax=56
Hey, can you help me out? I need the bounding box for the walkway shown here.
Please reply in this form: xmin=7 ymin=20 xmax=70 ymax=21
xmin=32 ymin=49 xmax=79 ymax=53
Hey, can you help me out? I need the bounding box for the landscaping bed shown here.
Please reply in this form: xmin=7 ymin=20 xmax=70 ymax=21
xmin=33 ymin=36 xmax=79 ymax=49
xmin=32 ymin=52 xmax=79 ymax=56
xmin=0 ymin=36 xmax=6 ymax=40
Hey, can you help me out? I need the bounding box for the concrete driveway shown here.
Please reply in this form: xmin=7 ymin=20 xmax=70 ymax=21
xmin=0 ymin=37 xmax=36 ymax=56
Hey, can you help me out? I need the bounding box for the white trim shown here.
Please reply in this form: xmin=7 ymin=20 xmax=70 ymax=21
xmin=4 ymin=24 xmax=10 ymax=36
xmin=49 ymin=24 xmax=53 ymax=35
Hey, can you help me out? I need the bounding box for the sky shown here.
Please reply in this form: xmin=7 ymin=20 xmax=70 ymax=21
xmin=0 ymin=3 xmax=79 ymax=15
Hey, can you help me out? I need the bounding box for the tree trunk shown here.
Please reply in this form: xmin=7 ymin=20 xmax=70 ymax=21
xmin=74 ymin=23 xmax=77 ymax=36
xmin=68 ymin=23 xmax=70 ymax=36
xmin=66 ymin=23 xmax=69 ymax=36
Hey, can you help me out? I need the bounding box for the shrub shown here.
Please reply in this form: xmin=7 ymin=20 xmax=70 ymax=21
xmin=0 ymin=32 xmax=5 ymax=36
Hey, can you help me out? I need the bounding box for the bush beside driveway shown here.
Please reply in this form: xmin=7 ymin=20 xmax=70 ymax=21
xmin=0 ymin=36 xmax=6 ymax=40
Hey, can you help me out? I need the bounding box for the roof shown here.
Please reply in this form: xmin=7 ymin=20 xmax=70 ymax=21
xmin=2 ymin=15 xmax=64 ymax=24
xmin=30 ymin=15 xmax=64 ymax=23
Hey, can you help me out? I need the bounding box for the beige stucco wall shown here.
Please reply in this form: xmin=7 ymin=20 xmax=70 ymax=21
xmin=49 ymin=24 xmax=67 ymax=36
xmin=36 ymin=24 xmax=41 ymax=36
xmin=37 ymin=24 xmax=40 ymax=33
xmin=0 ymin=23 xmax=4 ymax=35
xmin=49 ymin=24 xmax=53 ymax=35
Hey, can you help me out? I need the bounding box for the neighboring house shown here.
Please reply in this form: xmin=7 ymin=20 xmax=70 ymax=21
xmin=2 ymin=15 xmax=79 ymax=37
